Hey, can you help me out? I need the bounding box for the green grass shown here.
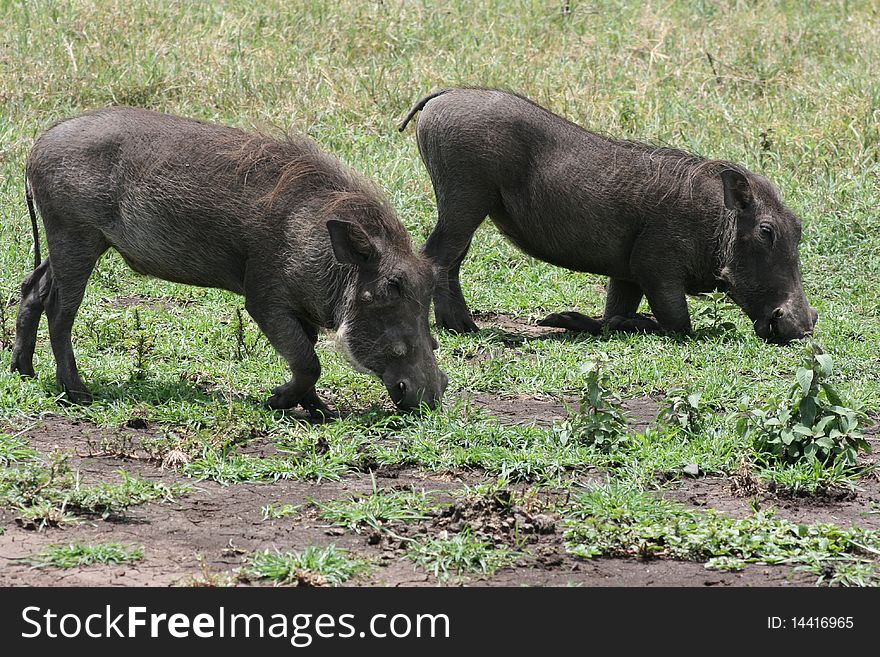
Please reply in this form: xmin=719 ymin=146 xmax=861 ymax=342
xmin=564 ymin=482 xmax=880 ymax=586
xmin=314 ymin=480 xmax=437 ymax=532
xmin=406 ymin=527 xmax=518 ymax=581
xmin=0 ymin=447 xmax=188 ymax=527
xmin=0 ymin=429 xmax=38 ymax=465
xmin=30 ymin=542 xmax=144 ymax=569
xmin=1 ymin=0 xmax=879 ymax=584
xmin=244 ymin=545 xmax=369 ymax=586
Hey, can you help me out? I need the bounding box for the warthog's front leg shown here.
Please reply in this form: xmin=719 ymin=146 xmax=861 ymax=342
xmin=538 ymin=278 xmax=662 ymax=334
xmin=536 ymin=311 xmax=604 ymax=334
xmin=244 ymin=299 xmax=333 ymax=418
xmin=641 ymin=281 xmax=692 ymax=335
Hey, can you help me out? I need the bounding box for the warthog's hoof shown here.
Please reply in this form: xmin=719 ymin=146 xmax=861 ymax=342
xmin=537 ymin=311 xmax=603 ymax=335
xmin=436 ymin=312 xmax=479 ymax=334
xmin=267 ymin=385 xmax=336 ymax=420
xmin=267 ymin=389 xmax=297 ymax=410
xmin=10 ymin=349 xmax=36 ymax=378
xmin=605 ymin=313 xmax=661 ymax=333
xmin=62 ymin=388 xmax=94 ymax=405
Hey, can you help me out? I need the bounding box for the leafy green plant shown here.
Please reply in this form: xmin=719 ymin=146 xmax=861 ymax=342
xmin=555 ymin=361 xmax=628 ymax=453
xmin=184 ymin=449 xmax=352 ymax=484
xmin=0 ymin=451 xmax=187 ymax=525
xmin=738 ymin=347 xmax=869 ymax=466
xmin=757 ymin=458 xmax=865 ymax=495
xmin=244 ymin=545 xmax=368 ymax=586
xmin=31 ymin=543 xmax=144 ymax=569
xmin=657 ymin=388 xmax=705 ymax=436
xmin=65 ymin=472 xmax=188 ymax=518
xmin=693 ymin=292 xmax=737 ymax=335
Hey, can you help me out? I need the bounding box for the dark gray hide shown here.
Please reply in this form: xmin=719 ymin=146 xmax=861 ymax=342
xmin=13 ymin=107 xmax=447 ymax=413
xmin=399 ymin=88 xmax=817 ymax=342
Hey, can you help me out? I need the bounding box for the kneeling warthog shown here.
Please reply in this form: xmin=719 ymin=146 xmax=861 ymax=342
xmin=13 ymin=108 xmax=447 ymax=413
xmin=399 ymin=88 xmax=818 ymax=343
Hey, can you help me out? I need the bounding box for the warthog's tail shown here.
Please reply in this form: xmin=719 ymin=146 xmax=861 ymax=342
xmin=25 ymin=175 xmax=41 ymax=270
xmin=397 ymin=89 xmax=452 ymax=132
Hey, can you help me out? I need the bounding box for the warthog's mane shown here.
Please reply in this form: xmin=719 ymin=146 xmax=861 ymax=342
xmin=602 ymin=139 xmax=745 ymax=275
xmin=206 ymin=127 xmax=424 ymax=329
xmin=489 ymin=87 xmax=746 ymax=272
xmin=211 ymin=129 xmax=411 ymax=247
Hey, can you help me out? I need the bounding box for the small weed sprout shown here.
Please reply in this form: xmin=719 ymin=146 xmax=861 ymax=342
xmin=261 ymin=503 xmax=301 ymax=520
xmin=555 ymin=361 xmax=628 ymax=453
xmin=693 ymin=292 xmax=737 ymax=335
xmin=738 ymin=346 xmax=869 ymax=466
xmin=657 ymin=388 xmax=705 ymax=436
xmin=233 ymin=306 xmax=250 ymax=361
xmin=130 ymin=308 xmax=154 ymax=380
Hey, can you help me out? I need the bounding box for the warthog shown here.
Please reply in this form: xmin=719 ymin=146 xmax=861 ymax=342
xmin=13 ymin=107 xmax=447 ymax=413
xmin=399 ymin=88 xmax=818 ymax=343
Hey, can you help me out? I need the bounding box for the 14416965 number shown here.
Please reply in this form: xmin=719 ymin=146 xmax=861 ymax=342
xmin=768 ymin=617 xmax=854 ymax=630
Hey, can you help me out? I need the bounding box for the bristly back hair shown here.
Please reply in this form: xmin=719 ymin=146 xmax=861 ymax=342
xmin=478 ymin=86 xmax=750 ymax=190
xmin=213 ymin=128 xmax=409 ymax=243
xmin=608 ymin=141 xmax=746 ymax=273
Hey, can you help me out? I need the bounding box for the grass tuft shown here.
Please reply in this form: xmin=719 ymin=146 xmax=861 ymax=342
xmin=406 ymin=527 xmax=518 ymax=581
xmin=30 ymin=543 xmax=144 ymax=569
xmin=244 ymin=545 xmax=369 ymax=586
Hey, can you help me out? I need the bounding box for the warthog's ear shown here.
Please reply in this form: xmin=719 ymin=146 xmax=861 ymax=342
xmin=720 ymin=169 xmax=753 ymax=213
xmin=327 ymin=219 xmax=378 ymax=266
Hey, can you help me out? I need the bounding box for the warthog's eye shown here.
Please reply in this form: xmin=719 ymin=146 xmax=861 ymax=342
xmin=360 ymin=290 xmax=373 ymax=303
xmin=760 ymin=223 xmax=775 ymax=245
xmin=386 ymin=279 xmax=402 ymax=299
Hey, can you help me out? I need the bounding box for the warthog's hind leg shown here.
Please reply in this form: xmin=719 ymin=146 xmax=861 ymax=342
xmin=11 ymin=258 xmax=51 ymax=377
xmin=42 ymin=231 xmax=107 ymax=404
xmin=603 ymin=278 xmax=662 ymax=333
xmin=604 ymin=313 xmax=661 ymax=333
xmin=421 ymin=183 xmax=494 ymax=334
xmin=539 ymin=278 xmax=661 ymax=334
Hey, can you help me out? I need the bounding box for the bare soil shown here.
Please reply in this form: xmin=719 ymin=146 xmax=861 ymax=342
xmin=463 ymin=392 xmax=659 ymax=434
xmin=663 ymin=433 xmax=880 ymax=532
xmin=1 ymin=411 xmax=856 ymax=588
xmin=473 ymin=312 xmax=568 ymax=340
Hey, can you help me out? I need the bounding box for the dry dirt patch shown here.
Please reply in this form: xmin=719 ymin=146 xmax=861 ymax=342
xmin=0 ymin=415 xmax=817 ymax=587
xmin=473 ymin=312 xmax=567 ymax=340
xmin=664 ymin=433 xmax=880 ymax=531
xmin=463 ymin=392 xmax=659 ymax=433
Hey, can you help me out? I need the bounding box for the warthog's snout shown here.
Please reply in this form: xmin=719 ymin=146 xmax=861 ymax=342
xmin=383 ymin=368 xmax=448 ymax=411
xmin=756 ymin=301 xmax=818 ymax=344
